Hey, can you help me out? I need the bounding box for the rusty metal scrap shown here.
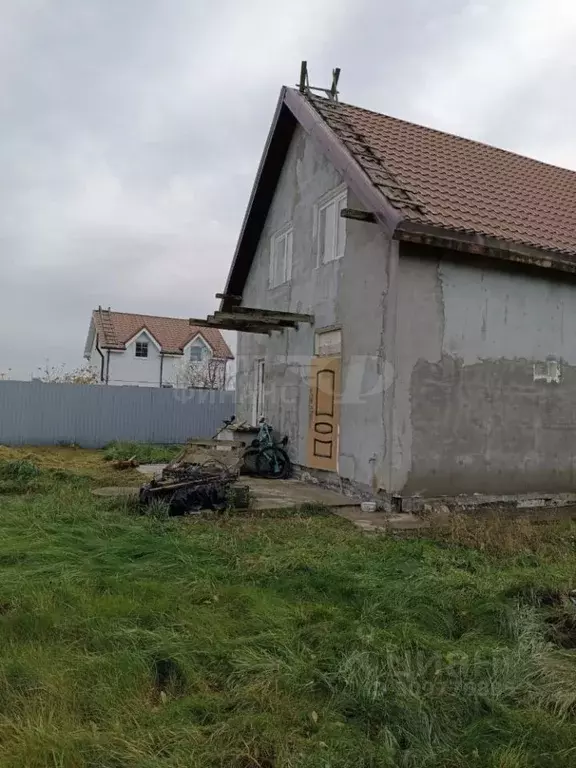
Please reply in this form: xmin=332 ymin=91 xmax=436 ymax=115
xmin=140 ymin=462 xmax=237 ymax=514
xmin=139 ymin=439 xmax=242 ymax=514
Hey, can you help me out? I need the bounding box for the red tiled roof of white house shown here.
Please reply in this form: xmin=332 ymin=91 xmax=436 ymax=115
xmin=92 ymin=310 xmax=233 ymax=359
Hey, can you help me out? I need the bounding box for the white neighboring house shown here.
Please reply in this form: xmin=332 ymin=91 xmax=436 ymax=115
xmin=84 ymin=308 xmax=234 ymax=388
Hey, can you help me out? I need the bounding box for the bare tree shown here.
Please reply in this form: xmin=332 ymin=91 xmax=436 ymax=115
xmin=173 ymin=357 xmax=228 ymax=390
xmin=38 ymin=362 xmax=99 ymax=384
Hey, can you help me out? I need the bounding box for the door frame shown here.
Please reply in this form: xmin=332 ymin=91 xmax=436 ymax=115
xmin=307 ymin=329 xmax=342 ymax=472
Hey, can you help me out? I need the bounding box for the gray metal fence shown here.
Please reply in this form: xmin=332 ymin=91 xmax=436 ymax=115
xmin=0 ymin=381 xmax=235 ymax=447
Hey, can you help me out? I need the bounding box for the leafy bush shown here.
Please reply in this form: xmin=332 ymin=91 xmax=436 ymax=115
xmin=0 ymin=460 xmax=40 ymax=494
xmin=0 ymin=460 xmax=40 ymax=482
xmin=0 ymin=460 xmax=88 ymax=495
xmin=103 ymin=441 xmax=182 ymax=464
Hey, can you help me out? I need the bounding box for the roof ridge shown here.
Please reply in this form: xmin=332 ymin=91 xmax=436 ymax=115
xmin=97 ymin=310 xmax=193 ymax=323
xmin=312 ymin=95 xmax=576 ymax=179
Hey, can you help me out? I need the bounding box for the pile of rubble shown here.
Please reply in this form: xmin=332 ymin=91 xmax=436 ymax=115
xmin=138 ymin=439 xmax=248 ymax=515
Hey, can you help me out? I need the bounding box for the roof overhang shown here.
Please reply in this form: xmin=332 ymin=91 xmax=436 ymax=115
xmin=395 ymin=221 xmax=576 ymax=276
xmin=186 ymin=332 xmax=213 ymax=352
xmin=83 ymin=318 xmax=96 ymax=358
xmin=220 ymin=88 xmax=294 ymax=312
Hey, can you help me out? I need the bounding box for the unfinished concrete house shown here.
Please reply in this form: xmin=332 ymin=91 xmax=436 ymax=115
xmin=214 ymin=71 xmax=576 ymax=502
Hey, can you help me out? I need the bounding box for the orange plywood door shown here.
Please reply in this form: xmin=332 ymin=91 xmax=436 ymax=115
xmin=307 ymin=355 xmax=341 ymax=472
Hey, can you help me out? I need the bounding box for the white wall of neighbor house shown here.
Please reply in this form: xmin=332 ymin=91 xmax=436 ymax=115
xmin=88 ymin=334 xmax=105 ymax=380
xmin=162 ymin=337 xmax=220 ymax=387
xmin=89 ymin=330 xmax=226 ymax=388
xmin=235 ymin=124 xmax=392 ymax=490
xmin=106 ymin=331 xmax=163 ymax=387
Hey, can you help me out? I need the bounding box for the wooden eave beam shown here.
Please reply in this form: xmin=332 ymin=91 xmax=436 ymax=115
xmin=222 ymin=306 xmax=314 ymax=323
xmin=213 ymin=311 xmax=297 ymax=328
xmin=189 ymin=317 xmax=272 ymax=335
xmin=215 ymin=292 xmax=242 ymax=303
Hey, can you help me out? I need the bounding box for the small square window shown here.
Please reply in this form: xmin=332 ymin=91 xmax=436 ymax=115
xmin=135 ymin=341 xmax=148 ymax=358
xmin=269 ymin=225 xmax=293 ymax=288
xmin=315 ymin=329 xmax=342 ymax=356
xmin=317 ymin=188 xmax=347 ymax=265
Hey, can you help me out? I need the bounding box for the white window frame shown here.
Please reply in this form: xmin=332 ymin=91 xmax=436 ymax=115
xmin=269 ymin=224 xmax=293 ymax=288
xmin=315 ymin=185 xmax=347 ymax=266
xmin=134 ymin=341 xmax=149 ymax=358
xmin=253 ymin=359 xmax=265 ymax=424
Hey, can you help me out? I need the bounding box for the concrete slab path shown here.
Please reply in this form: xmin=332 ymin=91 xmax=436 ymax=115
xmin=95 ymin=471 xmax=431 ymax=531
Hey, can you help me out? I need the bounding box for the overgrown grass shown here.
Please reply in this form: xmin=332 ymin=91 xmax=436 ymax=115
xmin=0 ymin=459 xmax=89 ymax=495
xmin=425 ymin=509 xmax=576 ymax=556
xmin=0 ymin=445 xmax=143 ymax=485
xmin=1 ymin=449 xmax=576 ymax=765
xmin=103 ymin=440 xmax=182 ymax=464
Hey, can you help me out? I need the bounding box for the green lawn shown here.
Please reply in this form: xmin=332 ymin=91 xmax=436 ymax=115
xmin=0 ymin=448 xmax=576 ymax=766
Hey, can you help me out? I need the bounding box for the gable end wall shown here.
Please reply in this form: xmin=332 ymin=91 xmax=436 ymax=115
xmin=236 ymin=124 xmax=393 ymax=489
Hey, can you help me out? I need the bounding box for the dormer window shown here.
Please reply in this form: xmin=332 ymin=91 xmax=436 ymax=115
xmin=135 ymin=341 xmax=148 ymax=358
xmin=190 ymin=346 xmax=202 ymax=362
xmin=189 ymin=338 xmax=209 ymax=362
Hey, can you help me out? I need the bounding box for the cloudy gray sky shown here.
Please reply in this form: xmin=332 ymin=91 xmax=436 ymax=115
xmin=2 ymin=0 xmax=576 ymax=379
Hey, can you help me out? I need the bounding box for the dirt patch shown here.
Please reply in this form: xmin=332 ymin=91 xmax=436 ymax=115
xmin=0 ymin=600 xmax=13 ymax=615
xmin=509 ymin=586 xmax=576 ymax=648
xmin=151 ymin=656 xmax=187 ymax=699
xmin=546 ymin=612 xmax=576 ymax=648
xmin=235 ymin=751 xmax=275 ymax=768
xmin=506 ymin=586 xmax=565 ymax=607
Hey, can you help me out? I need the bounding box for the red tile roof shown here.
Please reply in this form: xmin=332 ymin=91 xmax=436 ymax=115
xmin=92 ymin=310 xmax=233 ymax=359
xmin=311 ymin=96 xmax=576 ymax=258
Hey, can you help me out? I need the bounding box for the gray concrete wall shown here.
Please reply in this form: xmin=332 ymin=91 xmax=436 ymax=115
xmin=236 ymin=125 xmax=392 ymax=488
xmin=395 ymin=244 xmax=576 ymax=496
xmin=338 ymin=191 xmax=393 ymax=489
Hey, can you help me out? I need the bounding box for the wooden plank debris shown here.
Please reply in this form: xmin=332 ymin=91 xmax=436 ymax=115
xmin=190 ymin=304 xmax=314 ymax=335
